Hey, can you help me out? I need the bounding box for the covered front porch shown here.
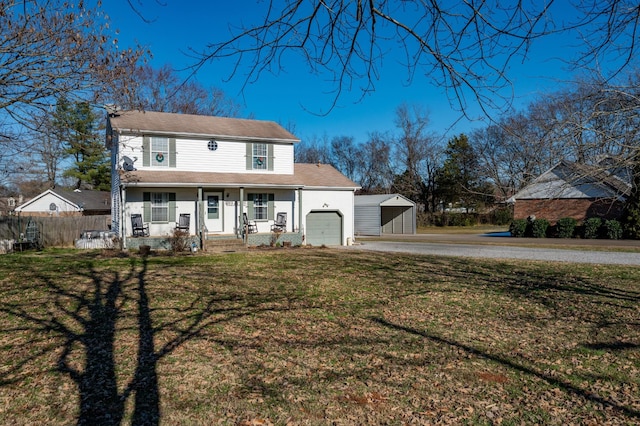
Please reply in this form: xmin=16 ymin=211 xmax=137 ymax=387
xmin=125 ymin=231 xmax=304 ymax=251
xmin=120 ymin=185 xmax=305 ymax=250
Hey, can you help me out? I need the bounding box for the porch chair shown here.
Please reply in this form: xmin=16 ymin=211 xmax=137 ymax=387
xmin=270 ymin=212 xmax=287 ymax=232
xmin=176 ymin=213 xmax=190 ymax=232
xmin=131 ymin=214 xmax=149 ymax=237
xmin=243 ymin=212 xmax=258 ymax=234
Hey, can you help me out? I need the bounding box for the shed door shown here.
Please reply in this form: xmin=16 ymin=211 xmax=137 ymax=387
xmin=306 ymin=211 xmax=342 ymax=246
xmin=381 ymin=206 xmax=411 ymax=234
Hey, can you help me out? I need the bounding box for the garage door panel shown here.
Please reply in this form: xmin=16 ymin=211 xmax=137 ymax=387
xmin=307 ymin=211 xmax=342 ymax=246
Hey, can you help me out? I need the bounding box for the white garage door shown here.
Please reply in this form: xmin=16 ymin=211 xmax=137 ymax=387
xmin=306 ymin=211 xmax=342 ymax=246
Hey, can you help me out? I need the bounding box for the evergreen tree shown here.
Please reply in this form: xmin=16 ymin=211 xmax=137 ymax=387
xmin=53 ymin=98 xmax=110 ymax=190
xmin=622 ymin=153 xmax=640 ymax=239
xmin=435 ymin=134 xmax=491 ymax=211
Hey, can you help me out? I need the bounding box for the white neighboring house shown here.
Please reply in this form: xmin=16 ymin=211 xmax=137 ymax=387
xmin=107 ymin=110 xmax=360 ymax=248
xmin=14 ymin=189 xmax=111 ymax=217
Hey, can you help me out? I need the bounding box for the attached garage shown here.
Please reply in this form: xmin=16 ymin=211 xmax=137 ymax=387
xmin=306 ymin=211 xmax=343 ymax=246
xmin=355 ymin=194 xmax=416 ymax=236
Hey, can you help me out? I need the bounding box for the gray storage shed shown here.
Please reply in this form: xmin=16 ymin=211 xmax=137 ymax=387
xmin=355 ymin=194 xmax=416 ymax=236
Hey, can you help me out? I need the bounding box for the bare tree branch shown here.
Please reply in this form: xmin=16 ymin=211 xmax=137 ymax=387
xmin=189 ymin=1 xmax=639 ymax=116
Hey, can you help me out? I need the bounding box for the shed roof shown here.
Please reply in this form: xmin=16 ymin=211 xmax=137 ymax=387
xmin=355 ymin=194 xmax=415 ymax=207
xmin=119 ymin=163 xmax=360 ymax=190
xmin=108 ymin=110 xmax=300 ymax=143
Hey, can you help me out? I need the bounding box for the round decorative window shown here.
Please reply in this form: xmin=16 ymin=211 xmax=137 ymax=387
xmin=207 ymin=140 xmax=218 ymax=151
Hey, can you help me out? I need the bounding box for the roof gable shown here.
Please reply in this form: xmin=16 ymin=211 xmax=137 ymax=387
xmin=108 ymin=110 xmax=300 ymax=143
xmin=355 ymin=194 xmax=415 ymax=207
xmin=15 ymin=189 xmax=110 ymax=212
xmin=51 ymin=189 xmax=111 ymax=211
xmin=514 ymin=161 xmax=631 ymax=200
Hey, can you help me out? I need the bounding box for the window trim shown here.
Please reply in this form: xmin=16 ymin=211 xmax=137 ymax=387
xmin=253 ymin=143 xmax=267 ymax=170
xmin=247 ymin=193 xmax=275 ymax=221
xmin=143 ymin=136 xmax=176 ymax=168
xmin=151 ymin=192 xmax=169 ymax=222
xmin=151 ymin=136 xmax=169 ymax=167
xmin=143 ymin=191 xmax=176 ymax=223
xmin=246 ymin=142 xmax=274 ymax=171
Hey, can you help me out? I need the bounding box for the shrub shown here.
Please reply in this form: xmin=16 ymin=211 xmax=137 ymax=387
xmin=491 ymin=207 xmax=513 ymax=226
xmin=605 ymin=219 xmax=623 ymax=240
xmin=556 ymin=217 xmax=578 ymax=238
xmin=531 ymin=218 xmax=550 ymax=238
xmin=583 ymin=218 xmax=602 ymax=239
xmin=509 ymin=219 xmax=528 ymax=237
xmin=623 ymin=206 xmax=640 ymax=239
xmin=169 ymin=229 xmax=190 ymax=252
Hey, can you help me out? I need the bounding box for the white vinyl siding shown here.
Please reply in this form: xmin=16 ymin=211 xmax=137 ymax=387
xmin=120 ymin=136 xmax=295 ymax=174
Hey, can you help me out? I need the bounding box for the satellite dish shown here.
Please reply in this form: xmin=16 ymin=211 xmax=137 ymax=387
xmin=122 ymin=156 xmax=136 ymax=171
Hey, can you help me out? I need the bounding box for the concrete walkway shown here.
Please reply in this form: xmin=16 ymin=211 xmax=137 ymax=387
xmin=347 ymin=234 xmax=640 ymax=266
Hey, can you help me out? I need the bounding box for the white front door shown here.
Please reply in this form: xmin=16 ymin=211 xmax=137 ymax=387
xmin=204 ymin=192 xmax=222 ymax=232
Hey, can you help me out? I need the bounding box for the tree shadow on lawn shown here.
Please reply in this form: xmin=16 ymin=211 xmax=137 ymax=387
xmin=0 ymin=253 xmax=290 ymax=425
xmin=1 ymin=249 xmax=638 ymax=423
xmin=371 ymin=316 xmax=640 ymax=420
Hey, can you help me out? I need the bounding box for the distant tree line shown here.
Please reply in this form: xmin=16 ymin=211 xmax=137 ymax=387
xmin=1 ymin=1 xmax=639 ymax=235
xmin=296 ymin=74 xmax=640 ymax=231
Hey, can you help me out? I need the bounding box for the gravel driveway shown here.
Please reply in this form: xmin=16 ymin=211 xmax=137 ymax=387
xmin=346 ymin=239 xmax=640 ymax=266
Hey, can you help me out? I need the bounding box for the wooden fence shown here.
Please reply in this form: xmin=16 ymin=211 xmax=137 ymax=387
xmin=0 ymin=215 xmax=111 ymax=247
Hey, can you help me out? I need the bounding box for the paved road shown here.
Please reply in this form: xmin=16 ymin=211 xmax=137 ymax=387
xmin=347 ymin=238 xmax=640 ymax=266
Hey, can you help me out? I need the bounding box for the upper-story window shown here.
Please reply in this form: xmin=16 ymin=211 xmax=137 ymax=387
xmin=151 ymin=137 xmax=169 ymax=167
xmin=246 ymin=142 xmax=274 ymax=171
xmin=143 ymin=136 xmax=175 ymax=168
xmin=7 ymin=197 xmax=15 ymax=207
xmin=253 ymin=143 xmax=267 ymax=170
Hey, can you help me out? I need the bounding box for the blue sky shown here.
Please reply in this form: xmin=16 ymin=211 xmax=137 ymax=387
xmin=102 ymin=1 xmax=580 ymax=144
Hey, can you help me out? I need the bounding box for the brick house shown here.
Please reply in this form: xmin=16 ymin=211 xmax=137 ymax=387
xmin=511 ymin=160 xmax=630 ymax=223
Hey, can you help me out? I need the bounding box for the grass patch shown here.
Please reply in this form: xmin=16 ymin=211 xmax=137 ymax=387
xmin=0 ymin=248 xmax=639 ymax=425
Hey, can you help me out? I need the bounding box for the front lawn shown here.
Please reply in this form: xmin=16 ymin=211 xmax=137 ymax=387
xmin=0 ymin=248 xmax=638 ymax=425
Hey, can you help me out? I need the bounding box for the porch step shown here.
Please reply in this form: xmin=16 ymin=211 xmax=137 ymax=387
xmin=203 ymin=236 xmax=247 ymax=253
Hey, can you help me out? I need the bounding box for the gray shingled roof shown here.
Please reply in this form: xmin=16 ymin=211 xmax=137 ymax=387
xmin=109 ymin=110 xmax=300 ymax=142
xmin=52 ymin=189 xmax=111 ymax=211
xmin=514 ymin=160 xmax=631 ymax=200
xmin=119 ymin=163 xmax=360 ymax=190
xmin=354 ymin=194 xmax=415 ymax=206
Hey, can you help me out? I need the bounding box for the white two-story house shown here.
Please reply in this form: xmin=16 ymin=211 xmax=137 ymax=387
xmin=106 ymin=110 xmax=360 ymax=249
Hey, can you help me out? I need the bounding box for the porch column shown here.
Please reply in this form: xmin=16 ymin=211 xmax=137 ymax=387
xmin=121 ymin=186 xmax=127 ymax=249
xmin=197 ymin=187 xmax=204 ymax=247
xmin=240 ymin=187 xmax=245 ymax=240
xmin=298 ymin=187 xmax=303 ymax=240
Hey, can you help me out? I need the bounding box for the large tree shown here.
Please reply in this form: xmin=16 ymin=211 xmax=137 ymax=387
xmin=53 ymin=99 xmax=110 ymax=191
xmin=0 ymin=0 xmax=143 ymax=132
xmin=117 ymin=65 xmax=244 ymax=117
xmin=391 ymin=103 xmax=440 ymax=210
xmin=357 ymin=132 xmax=394 ymax=194
xmin=435 ymin=134 xmax=490 ymax=212
xmin=195 ymin=1 xmax=639 ymax=114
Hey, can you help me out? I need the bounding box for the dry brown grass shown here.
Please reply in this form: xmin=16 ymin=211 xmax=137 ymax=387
xmin=0 ymin=248 xmax=638 ymax=425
